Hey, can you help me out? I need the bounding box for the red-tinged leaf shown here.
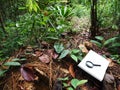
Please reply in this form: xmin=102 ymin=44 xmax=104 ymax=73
xmin=52 ymin=52 xmax=58 ymax=59
xmin=20 ymin=66 xmax=35 ymax=81
xmin=47 ymin=49 xmax=58 ymax=59
xmin=46 ymin=49 xmax=54 ymax=57
xmin=35 ymin=51 xmax=43 ymax=57
xmin=39 ymin=54 xmax=50 ymax=63
xmin=69 ymin=64 xmax=75 ymax=78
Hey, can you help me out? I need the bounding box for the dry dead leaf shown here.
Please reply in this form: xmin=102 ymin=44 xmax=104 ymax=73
xmin=84 ymin=41 xmax=93 ymax=49
xmin=69 ymin=64 xmax=75 ymax=78
xmin=39 ymin=54 xmax=50 ymax=63
xmin=107 ymin=58 xmax=115 ymax=67
xmin=78 ymin=44 xmax=88 ymax=54
xmin=34 ymin=51 xmax=43 ymax=57
xmin=104 ymin=73 xmax=115 ymax=83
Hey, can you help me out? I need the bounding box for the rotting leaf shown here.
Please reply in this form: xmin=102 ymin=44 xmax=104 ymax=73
xmin=104 ymin=73 xmax=115 ymax=83
xmin=52 ymin=52 xmax=58 ymax=59
xmin=39 ymin=54 xmax=50 ymax=63
xmin=20 ymin=65 xmax=35 ymax=81
xmin=35 ymin=51 xmax=43 ymax=57
xmin=69 ymin=64 xmax=75 ymax=78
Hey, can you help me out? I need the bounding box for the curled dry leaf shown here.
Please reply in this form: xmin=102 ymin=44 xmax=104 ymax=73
xmin=69 ymin=64 xmax=75 ymax=78
xmin=20 ymin=65 xmax=35 ymax=81
xmin=104 ymin=73 xmax=115 ymax=83
xmin=46 ymin=49 xmax=58 ymax=59
xmin=78 ymin=44 xmax=88 ymax=54
xmin=34 ymin=51 xmax=43 ymax=57
xmin=107 ymin=58 xmax=115 ymax=67
xmin=39 ymin=54 xmax=50 ymax=63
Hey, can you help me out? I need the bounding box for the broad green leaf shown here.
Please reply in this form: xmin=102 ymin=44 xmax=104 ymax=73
xmin=4 ymin=62 xmax=21 ymax=66
xmin=77 ymin=55 xmax=83 ymax=61
xmin=71 ymin=79 xmax=87 ymax=89
xmin=111 ymin=43 xmax=120 ymax=47
xmin=59 ymin=50 xmax=69 ymax=59
xmin=12 ymin=58 xmax=26 ymax=61
xmin=95 ymin=36 xmax=104 ymax=41
xmin=63 ymin=83 xmax=69 ymax=87
xmin=67 ymin=87 xmax=74 ymax=90
xmin=71 ymin=49 xmax=80 ymax=54
xmin=54 ymin=43 xmax=64 ymax=53
xmin=70 ymin=54 xmax=78 ymax=62
xmin=76 ymin=80 xmax=88 ymax=86
xmin=71 ymin=79 xmax=79 ymax=88
xmin=12 ymin=58 xmax=20 ymax=61
xmin=104 ymin=37 xmax=118 ymax=46
xmin=90 ymin=40 xmax=102 ymax=48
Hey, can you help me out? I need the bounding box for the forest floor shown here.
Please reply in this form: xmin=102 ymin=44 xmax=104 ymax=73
xmin=0 ymin=31 xmax=120 ymax=90
xmin=0 ymin=17 xmax=120 ymax=90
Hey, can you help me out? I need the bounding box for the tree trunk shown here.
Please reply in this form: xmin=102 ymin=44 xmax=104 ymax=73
xmin=90 ymin=0 xmax=98 ymax=38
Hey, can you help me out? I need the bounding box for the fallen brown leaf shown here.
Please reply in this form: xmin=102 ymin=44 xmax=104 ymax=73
xmin=69 ymin=64 xmax=75 ymax=78
xmin=78 ymin=44 xmax=88 ymax=54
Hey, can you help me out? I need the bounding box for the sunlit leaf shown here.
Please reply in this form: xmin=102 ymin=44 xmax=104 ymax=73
xmin=90 ymin=40 xmax=102 ymax=48
xmin=58 ymin=77 xmax=69 ymax=81
xmin=71 ymin=79 xmax=87 ymax=89
xmin=54 ymin=43 xmax=64 ymax=53
xmin=95 ymin=36 xmax=104 ymax=41
xmin=20 ymin=66 xmax=35 ymax=81
xmin=70 ymin=54 xmax=78 ymax=62
xmin=59 ymin=50 xmax=69 ymax=59
xmin=4 ymin=61 xmax=21 ymax=66
xmin=67 ymin=87 xmax=74 ymax=90
xmin=71 ymin=49 xmax=80 ymax=54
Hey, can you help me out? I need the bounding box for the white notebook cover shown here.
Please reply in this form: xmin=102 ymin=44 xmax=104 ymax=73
xmin=78 ymin=50 xmax=109 ymax=81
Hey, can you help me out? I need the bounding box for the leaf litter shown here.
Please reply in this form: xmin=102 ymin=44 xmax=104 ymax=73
xmin=0 ymin=32 xmax=120 ymax=90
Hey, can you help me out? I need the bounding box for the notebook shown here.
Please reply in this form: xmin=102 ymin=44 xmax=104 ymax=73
xmin=78 ymin=50 xmax=109 ymax=81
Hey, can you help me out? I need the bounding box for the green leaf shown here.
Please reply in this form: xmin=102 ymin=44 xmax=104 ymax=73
xmin=90 ymin=40 xmax=102 ymax=48
xmin=70 ymin=54 xmax=78 ymax=62
xmin=0 ymin=70 xmax=7 ymax=76
xmin=95 ymin=36 xmax=104 ymax=41
xmin=76 ymin=80 xmax=88 ymax=86
xmin=71 ymin=79 xmax=87 ymax=89
xmin=59 ymin=50 xmax=69 ymax=59
xmin=63 ymin=83 xmax=69 ymax=87
xmin=12 ymin=58 xmax=20 ymax=61
xmin=71 ymin=79 xmax=79 ymax=88
xmin=4 ymin=62 xmax=21 ymax=66
xmin=67 ymin=87 xmax=74 ymax=90
xmin=104 ymin=37 xmax=118 ymax=46
xmin=71 ymin=49 xmax=80 ymax=54
xmin=54 ymin=43 xmax=64 ymax=53
xmin=12 ymin=58 xmax=26 ymax=61
xmin=58 ymin=77 xmax=69 ymax=81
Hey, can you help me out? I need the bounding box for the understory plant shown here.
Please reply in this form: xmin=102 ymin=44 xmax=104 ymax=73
xmin=90 ymin=36 xmax=119 ymax=49
xmin=59 ymin=77 xmax=88 ymax=90
xmin=0 ymin=58 xmax=26 ymax=77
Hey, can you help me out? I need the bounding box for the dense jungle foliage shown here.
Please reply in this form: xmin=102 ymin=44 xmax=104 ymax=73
xmin=0 ymin=0 xmax=120 ymax=61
